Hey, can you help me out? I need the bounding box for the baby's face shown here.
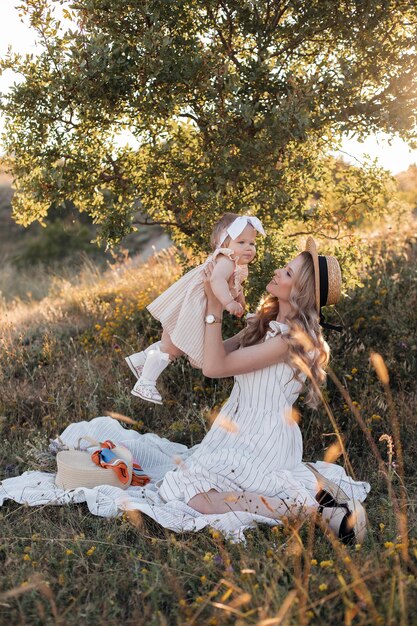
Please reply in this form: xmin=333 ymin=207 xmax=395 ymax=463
xmin=228 ymin=224 xmax=257 ymax=264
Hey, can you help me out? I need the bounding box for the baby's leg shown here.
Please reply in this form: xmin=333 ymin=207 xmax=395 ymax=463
xmin=161 ymin=329 xmax=184 ymax=359
xmin=125 ymin=340 xmax=162 ymax=379
xmin=133 ymin=339 xmax=172 ymax=404
xmin=132 ymin=331 xmax=184 ymax=404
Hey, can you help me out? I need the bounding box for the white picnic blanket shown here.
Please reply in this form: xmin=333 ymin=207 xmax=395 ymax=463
xmin=0 ymin=416 xmax=283 ymax=542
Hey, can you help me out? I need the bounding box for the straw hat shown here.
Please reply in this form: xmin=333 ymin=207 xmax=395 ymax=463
xmin=55 ymin=436 xmax=133 ymax=491
xmin=305 ymin=236 xmax=342 ymax=314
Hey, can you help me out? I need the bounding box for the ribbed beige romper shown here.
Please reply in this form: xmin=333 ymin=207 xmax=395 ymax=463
xmin=146 ymin=248 xmax=249 ymax=368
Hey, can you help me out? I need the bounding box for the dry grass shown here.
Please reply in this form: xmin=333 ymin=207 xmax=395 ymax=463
xmin=0 ymin=230 xmax=416 ymax=625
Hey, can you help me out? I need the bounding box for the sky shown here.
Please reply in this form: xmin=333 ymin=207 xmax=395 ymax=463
xmin=1 ymin=0 xmax=417 ymax=175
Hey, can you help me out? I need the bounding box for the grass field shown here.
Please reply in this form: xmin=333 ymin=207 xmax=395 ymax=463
xmin=0 ymin=221 xmax=416 ymax=625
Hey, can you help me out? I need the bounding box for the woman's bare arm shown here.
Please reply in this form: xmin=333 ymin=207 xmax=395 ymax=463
xmin=222 ymin=329 xmax=246 ymax=354
xmin=203 ymin=271 xmax=288 ymax=377
xmin=204 ymin=329 xmax=288 ymax=377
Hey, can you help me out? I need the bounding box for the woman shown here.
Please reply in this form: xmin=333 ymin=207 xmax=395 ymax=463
xmin=0 ymin=238 xmax=370 ymax=543
xmin=158 ymin=237 xmax=370 ymax=543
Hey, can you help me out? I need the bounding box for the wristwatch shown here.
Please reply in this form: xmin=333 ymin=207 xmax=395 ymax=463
xmin=205 ymin=314 xmax=222 ymax=324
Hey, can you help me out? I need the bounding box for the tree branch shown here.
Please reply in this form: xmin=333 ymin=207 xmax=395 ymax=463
xmin=132 ymin=216 xmax=194 ymax=236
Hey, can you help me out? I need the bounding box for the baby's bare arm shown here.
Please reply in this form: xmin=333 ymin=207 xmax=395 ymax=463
xmin=209 ymin=256 xmax=235 ymax=307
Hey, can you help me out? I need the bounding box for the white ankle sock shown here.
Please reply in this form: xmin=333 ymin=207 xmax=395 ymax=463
xmin=139 ymin=347 xmax=171 ymax=385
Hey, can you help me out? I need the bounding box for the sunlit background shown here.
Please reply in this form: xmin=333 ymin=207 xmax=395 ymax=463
xmin=1 ymin=0 xmax=417 ymax=174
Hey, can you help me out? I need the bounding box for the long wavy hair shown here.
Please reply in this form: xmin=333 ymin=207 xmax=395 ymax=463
xmin=240 ymin=251 xmax=329 ymax=408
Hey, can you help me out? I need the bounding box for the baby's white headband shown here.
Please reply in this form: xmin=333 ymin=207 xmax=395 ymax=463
xmin=218 ymin=215 xmax=266 ymax=246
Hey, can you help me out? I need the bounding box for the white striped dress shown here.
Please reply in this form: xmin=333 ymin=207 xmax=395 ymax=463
xmin=158 ymin=321 xmax=370 ymax=507
xmin=147 ymin=247 xmax=248 ymax=368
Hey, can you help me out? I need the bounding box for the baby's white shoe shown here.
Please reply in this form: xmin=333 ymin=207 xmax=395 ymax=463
xmin=125 ymin=351 xmax=147 ymax=379
xmin=125 ymin=341 xmax=162 ymax=379
xmin=130 ymin=347 xmax=170 ymax=405
xmin=131 ymin=379 xmax=163 ymax=405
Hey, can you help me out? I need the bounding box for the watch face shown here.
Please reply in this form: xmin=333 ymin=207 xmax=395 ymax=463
xmin=206 ymin=314 xmax=215 ymax=324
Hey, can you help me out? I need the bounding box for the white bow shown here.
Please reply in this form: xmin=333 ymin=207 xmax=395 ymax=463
xmin=219 ymin=215 xmax=266 ymax=245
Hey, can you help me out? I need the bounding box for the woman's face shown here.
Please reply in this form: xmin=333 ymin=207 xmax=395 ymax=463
xmin=266 ymin=255 xmax=305 ymax=302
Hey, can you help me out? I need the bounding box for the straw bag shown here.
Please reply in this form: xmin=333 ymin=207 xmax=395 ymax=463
xmin=55 ymin=435 xmax=133 ymax=490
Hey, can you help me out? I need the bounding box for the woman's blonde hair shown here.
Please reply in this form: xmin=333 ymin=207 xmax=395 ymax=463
xmin=240 ymin=252 xmax=329 ymax=408
xmin=210 ymin=212 xmax=241 ymax=250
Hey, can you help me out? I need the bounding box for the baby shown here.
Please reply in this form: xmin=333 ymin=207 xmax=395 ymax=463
xmin=125 ymin=212 xmax=265 ymax=404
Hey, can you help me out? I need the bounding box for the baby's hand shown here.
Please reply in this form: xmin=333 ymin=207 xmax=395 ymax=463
xmin=225 ymin=300 xmax=244 ymax=317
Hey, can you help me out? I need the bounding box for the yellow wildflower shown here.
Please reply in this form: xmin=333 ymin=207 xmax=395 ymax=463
xmin=353 ymin=317 xmax=365 ymax=330
xmin=319 ymin=583 xmax=328 ymax=591
xmin=351 ymin=368 xmax=358 ymax=375
xmin=310 ymin=559 xmax=318 ymax=566
xmin=86 ymin=546 xmax=96 ymax=557
xmin=66 ymin=549 xmax=74 ymax=556
xmin=384 ymin=541 xmax=394 ymax=549
xmin=22 ymin=554 xmax=31 ymax=561
xmin=320 ymin=560 xmax=333 ymax=568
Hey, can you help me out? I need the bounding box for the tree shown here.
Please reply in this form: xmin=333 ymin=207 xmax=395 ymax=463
xmin=1 ymin=0 xmax=415 ymax=261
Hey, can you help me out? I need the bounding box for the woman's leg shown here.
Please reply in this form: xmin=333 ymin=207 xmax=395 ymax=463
xmin=188 ymin=489 xmax=316 ymax=520
xmin=188 ymin=489 xmax=367 ymax=543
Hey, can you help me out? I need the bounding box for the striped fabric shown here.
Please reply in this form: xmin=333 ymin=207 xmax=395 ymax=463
xmin=158 ymin=321 xmax=369 ymax=507
xmin=147 ymin=248 xmax=248 ymax=368
xmin=0 ymin=320 xmax=370 ymax=542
